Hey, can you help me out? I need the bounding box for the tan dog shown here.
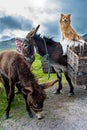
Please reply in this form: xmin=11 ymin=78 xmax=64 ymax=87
xmin=60 ymin=14 xmax=82 ymax=41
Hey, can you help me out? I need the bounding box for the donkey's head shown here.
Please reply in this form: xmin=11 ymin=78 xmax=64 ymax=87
xmin=21 ymin=79 xmax=58 ymax=119
xmin=15 ymin=25 xmax=40 ymax=64
xmin=22 ymin=86 xmax=46 ymax=119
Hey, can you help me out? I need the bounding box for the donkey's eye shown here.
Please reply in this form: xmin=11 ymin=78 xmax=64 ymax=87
xmin=33 ymin=104 xmax=38 ymax=108
xmin=24 ymin=44 xmax=28 ymax=48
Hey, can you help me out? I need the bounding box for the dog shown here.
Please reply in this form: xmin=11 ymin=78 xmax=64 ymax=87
xmin=59 ymin=14 xmax=82 ymax=41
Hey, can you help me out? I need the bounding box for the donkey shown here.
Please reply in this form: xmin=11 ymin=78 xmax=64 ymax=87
xmin=0 ymin=50 xmax=58 ymax=119
xmin=16 ymin=26 xmax=87 ymax=95
xmin=15 ymin=25 xmax=40 ymax=94
xmin=16 ymin=25 xmax=74 ymax=96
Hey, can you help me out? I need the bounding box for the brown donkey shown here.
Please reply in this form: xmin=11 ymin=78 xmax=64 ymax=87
xmin=0 ymin=50 xmax=58 ymax=119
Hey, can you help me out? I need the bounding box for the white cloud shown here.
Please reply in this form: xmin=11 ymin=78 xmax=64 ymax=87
xmin=0 ymin=0 xmax=60 ymax=22
xmin=0 ymin=0 xmax=61 ymax=37
xmin=28 ymin=0 xmax=46 ymax=8
xmin=0 ymin=0 xmax=28 ymax=17
xmin=0 ymin=0 xmax=87 ymax=51
xmin=24 ymin=1 xmax=60 ymax=29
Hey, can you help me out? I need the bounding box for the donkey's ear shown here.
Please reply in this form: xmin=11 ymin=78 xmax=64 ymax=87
xmin=40 ymin=79 xmax=58 ymax=89
xmin=26 ymin=25 xmax=40 ymax=40
xmin=34 ymin=25 xmax=40 ymax=34
xmin=22 ymin=87 xmax=33 ymax=95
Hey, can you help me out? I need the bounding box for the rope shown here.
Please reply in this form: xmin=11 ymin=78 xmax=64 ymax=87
xmin=42 ymin=38 xmax=51 ymax=79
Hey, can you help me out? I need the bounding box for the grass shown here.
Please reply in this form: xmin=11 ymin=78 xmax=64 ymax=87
xmin=0 ymin=54 xmax=67 ymax=120
xmin=32 ymin=54 xmax=67 ymax=83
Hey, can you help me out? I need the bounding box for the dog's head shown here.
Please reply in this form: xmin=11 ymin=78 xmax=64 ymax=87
xmin=60 ymin=14 xmax=71 ymax=27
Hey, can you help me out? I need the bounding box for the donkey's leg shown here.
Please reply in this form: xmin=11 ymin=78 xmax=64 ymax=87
xmin=5 ymin=84 xmax=15 ymax=119
xmin=55 ymin=73 xmax=63 ymax=94
xmin=0 ymin=74 xmax=10 ymax=100
xmin=15 ymin=82 xmax=22 ymax=94
xmin=23 ymin=95 xmax=33 ymax=118
xmin=3 ymin=78 xmax=10 ymax=101
xmin=84 ymin=85 xmax=87 ymax=90
xmin=64 ymin=73 xmax=74 ymax=96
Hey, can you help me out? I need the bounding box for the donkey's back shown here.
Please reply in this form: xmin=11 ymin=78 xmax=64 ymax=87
xmin=0 ymin=50 xmax=30 ymax=78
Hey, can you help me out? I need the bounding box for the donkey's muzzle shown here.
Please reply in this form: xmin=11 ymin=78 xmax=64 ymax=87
xmin=35 ymin=111 xmax=44 ymax=120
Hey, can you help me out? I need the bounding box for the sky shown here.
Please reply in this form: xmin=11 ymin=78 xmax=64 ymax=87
xmin=0 ymin=0 xmax=87 ymax=41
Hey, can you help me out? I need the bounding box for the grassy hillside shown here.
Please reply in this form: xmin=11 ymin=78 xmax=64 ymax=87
xmin=0 ymin=38 xmax=16 ymax=51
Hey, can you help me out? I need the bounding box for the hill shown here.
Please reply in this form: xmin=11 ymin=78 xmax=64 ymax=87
xmin=82 ymin=34 xmax=87 ymax=40
xmin=0 ymin=38 xmax=16 ymax=51
xmin=0 ymin=33 xmax=87 ymax=51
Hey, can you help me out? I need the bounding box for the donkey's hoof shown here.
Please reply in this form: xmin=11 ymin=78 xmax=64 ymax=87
xmin=15 ymin=91 xmax=21 ymax=94
xmin=29 ymin=113 xmax=33 ymax=118
xmin=83 ymin=86 xmax=87 ymax=90
xmin=53 ymin=90 xmax=60 ymax=95
xmin=68 ymin=92 xmax=74 ymax=97
xmin=54 ymin=90 xmax=63 ymax=95
xmin=5 ymin=114 xmax=9 ymax=119
xmin=54 ymin=92 xmax=60 ymax=95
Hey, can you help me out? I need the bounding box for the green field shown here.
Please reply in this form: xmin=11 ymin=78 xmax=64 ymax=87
xmin=0 ymin=54 xmax=67 ymax=120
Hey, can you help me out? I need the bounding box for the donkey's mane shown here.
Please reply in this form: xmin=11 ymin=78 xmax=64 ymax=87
xmin=34 ymin=34 xmax=57 ymax=45
xmin=43 ymin=36 xmax=56 ymax=44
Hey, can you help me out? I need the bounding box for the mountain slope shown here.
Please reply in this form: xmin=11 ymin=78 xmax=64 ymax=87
xmin=0 ymin=38 xmax=16 ymax=51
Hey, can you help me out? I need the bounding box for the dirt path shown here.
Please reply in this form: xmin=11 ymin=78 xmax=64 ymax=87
xmin=0 ymin=84 xmax=87 ymax=130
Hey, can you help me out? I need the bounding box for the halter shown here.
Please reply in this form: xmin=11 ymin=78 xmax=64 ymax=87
xmin=24 ymin=55 xmax=35 ymax=65
xmin=22 ymin=38 xmax=35 ymax=64
xmin=24 ymin=36 xmax=51 ymax=78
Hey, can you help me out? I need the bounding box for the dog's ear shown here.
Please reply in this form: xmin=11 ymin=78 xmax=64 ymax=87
xmin=60 ymin=14 xmax=64 ymax=22
xmin=67 ymin=14 xmax=71 ymax=18
xmin=60 ymin=14 xmax=64 ymax=17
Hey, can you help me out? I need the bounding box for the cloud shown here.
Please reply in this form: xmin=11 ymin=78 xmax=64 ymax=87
xmin=43 ymin=20 xmax=61 ymax=40
xmin=0 ymin=0 xmax=87 ymax=39
xmin=0 ymin=15 xmax=33 ymax=33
